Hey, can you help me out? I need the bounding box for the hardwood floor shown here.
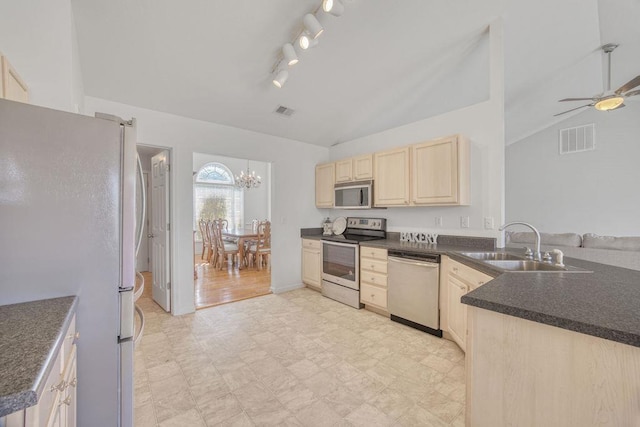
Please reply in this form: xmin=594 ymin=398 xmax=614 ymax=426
xmin=193 ymin=254 xmax=271 ymax=309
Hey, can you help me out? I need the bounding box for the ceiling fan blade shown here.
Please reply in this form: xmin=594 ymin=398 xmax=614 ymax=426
xmin=553 ymin=104 xmax=592 ymax=117
xmin=558 ymin=97 xmax=596 ymax=102
xmin=615 ymin=75 xmax=640 ymax=95
xmin=624 ymin=89 xmax=640 ymax=97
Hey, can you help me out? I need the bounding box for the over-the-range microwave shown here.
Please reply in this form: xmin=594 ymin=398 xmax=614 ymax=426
xmin=334 ymin=180 xmax=373 ymax=209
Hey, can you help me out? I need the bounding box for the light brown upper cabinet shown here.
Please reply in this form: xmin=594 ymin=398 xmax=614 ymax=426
xmin=335 ymin=154 xmax=373 ymax=183
xmin=412 ymin=135 xmax=469 ymax=205
xmin=373 ymin=147 xmax=411 ymax=206
xmin=315 ymin=162 xmax=335 ymax=208
xmin=1 ymin=54 xmax=29 ymax=103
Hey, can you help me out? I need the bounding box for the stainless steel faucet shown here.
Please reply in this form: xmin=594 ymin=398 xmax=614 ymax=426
xmin=499 ymin=221 xmax=542 ymax=261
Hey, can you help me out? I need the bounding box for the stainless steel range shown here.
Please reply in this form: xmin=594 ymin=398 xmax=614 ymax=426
xmin=321 ymin=217 xmax=386 ymax=308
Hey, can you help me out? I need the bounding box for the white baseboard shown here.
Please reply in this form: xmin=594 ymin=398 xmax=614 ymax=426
xmin=271 ymin=282 xmax=305 ymax=294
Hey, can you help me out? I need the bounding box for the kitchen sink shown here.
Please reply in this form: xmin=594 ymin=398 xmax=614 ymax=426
xmin=483 ymin=260 xmax=590 ymax=273
xmin=460 ymin=252 xmax=524 ymax=261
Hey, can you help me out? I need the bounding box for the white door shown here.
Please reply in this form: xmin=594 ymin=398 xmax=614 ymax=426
xmin=135 ymin=171 xmax=150 ymax=272
xmin=151 ymin=150 xmax=171 ymax=311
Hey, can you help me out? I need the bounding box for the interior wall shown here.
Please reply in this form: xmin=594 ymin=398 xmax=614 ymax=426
xmin=85 ymin=96 xmax=328 ymax=315
xmin=328 ymin=21 xmax=506 ymax=241
xmin=193 ymin=153 xmax=270 ymax=228
xmin=0 ymin=0 xmax=83 ymax=112
xmin=506 ymin=102 xmax=640 ymax=236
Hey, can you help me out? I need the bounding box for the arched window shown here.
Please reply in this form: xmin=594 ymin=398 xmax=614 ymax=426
xmin=194 ymin=162 xmax=243 ymax=237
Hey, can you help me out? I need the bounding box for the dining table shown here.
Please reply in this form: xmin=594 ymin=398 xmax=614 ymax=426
xmin=222 ymin=227 xmax=259 ymax=269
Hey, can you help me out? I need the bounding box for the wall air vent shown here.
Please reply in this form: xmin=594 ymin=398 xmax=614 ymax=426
xmin=274 ymin=105 xmax=295 ymax=117
xmin=559 ymin=123 xmax=595 ymax=155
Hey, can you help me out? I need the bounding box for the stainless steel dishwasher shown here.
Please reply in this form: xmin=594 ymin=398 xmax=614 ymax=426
xmin=387 ymin=250 xmax=442 ymax=337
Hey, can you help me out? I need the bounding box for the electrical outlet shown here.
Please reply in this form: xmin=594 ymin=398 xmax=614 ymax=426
xmin=460 ymin=216 xmax=470 ymax=228
xmin=435 ymin=216 xmax=443 ymax=227
xmin=484 ymin=217 xmax=494 ymax=230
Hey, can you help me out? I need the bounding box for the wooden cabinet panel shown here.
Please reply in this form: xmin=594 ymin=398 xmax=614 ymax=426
xmin=1 ymin=55 xmax=29 ymax=103
xmin=441 ymin=257 xmax=493 ymax=352
xmin=353 ymin=154 xmax=373 ymax=180
xmin=335 ymin=159 xmax=353 ymax=183
xmin=373 ymin=147 xmax=410 ymax=206
xmin=301 ymin=239 xmax=322 ymax=290
xmin=360 ymin=247 xmax=388 ymax=311
xmin=412 ymin=135 xmax=469 ymax=205
xmin=447 ymin=274 xmax=468 ymax=351
xmin=360 ymin=270 xmax=387 ymax=287
xmin=315 ymin=163 xmax=335 ymax=208
xmin=360 ymin=284 xmax=387 ymax=308
xmin=360 ymin=247 xmax=388 ymax=261
xmin=361 ymin=258 xmax=388 ymax=274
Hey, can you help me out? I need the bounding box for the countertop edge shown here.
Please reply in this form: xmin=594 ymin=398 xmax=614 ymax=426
xmin=358 ymin=240 xmax=640 ymax=349
xmin=0 ymin=296 xmax=78 ymax=418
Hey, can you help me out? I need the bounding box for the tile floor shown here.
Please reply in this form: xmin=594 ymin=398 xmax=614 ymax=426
xmin=134 ymin=287 xmax=466 ymax=426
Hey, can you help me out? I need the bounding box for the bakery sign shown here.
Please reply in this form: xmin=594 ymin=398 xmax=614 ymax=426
xmin=400 ymin=232 xmax=438 ymax=244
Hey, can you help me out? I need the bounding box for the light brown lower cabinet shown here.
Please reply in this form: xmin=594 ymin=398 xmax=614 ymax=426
xmin=301 ymin=238 xmax=322 ymax=291
xmin=440 ymin=256 xmax=492 ymax=352
xmin=360 ymin=247 xmax=388 ymax=311
xmin=5 ymin=316 xmax=77 ymax=427
xmin=466 ymin=307 xmax=640 ymax=427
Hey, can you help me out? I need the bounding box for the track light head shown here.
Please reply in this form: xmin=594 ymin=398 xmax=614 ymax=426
xmin=272 ymin=69 xmax=288 ymax=88
xmin=303 ymin=13 xmax=323 ymax=39
xmin=322 ymin=0 xmax=344 ymax=16
xmin=299 ymin=33 xmax=319 ymax=50
xmin=282 ymin=43 xmax=298 ymax=66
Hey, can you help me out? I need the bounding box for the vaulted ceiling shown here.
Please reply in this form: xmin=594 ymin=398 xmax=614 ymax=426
xmin=71 ymin=0 xmax=640 ymax=147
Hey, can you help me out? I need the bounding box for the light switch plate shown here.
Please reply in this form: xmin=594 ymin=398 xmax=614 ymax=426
xmin=460 ymin=216 xmax=470 ymax=228
xmin=484 ymin=217 xmax=494 ymax=229
xmin=435 ymin=216 xmax=443 ymax=227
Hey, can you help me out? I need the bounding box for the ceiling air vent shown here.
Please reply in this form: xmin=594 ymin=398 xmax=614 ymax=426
xmin=559 ymin=123 xmax=595 ymax=155
xmin=274 ymin=105 xmax=295 ymax=117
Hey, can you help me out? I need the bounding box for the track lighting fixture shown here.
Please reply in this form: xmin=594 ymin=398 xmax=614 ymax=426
xmin=303 ymin=13 xmax=324 ymax=39
xmin=322 ymin=0 xmax=344 ymax=16
xmin=282 ymin=43 xmax=298 ymax=66
xmin=269 ymin=1 xmax=347 ymax=88
xmin=299 ymin=33 xmax=319 ymax=50
xmin=272 ymin=69 xmax=288 ymax=88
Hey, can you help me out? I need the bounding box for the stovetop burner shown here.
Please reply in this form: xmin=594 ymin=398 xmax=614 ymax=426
xmin=321 ymin=217 xmax=386 ymax=244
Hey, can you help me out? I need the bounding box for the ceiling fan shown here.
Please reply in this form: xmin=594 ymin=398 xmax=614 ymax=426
xmin=554 ymin=43 xmax=640 ymax=117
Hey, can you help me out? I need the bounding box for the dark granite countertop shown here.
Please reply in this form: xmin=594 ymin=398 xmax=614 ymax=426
xmin=0 ymin=296 xmax=78 ymax=417
xmin=360 ymin=238 xmax=640 ymax=348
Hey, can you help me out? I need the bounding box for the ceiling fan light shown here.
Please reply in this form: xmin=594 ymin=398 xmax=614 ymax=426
xmin=303 ymin=13 xmax=324 ymax=39
xmin=282 ymin=43 xmax=298 ymax=66
xmin=299 ymin=33 xmax=318 ymax=50
xmin=594 ymin=96 xmax=624 ymax=111
xmin=322 ymin=0 xmax=344 ymax=16
xmin=272 ymin=70 xmax=288 ymax=88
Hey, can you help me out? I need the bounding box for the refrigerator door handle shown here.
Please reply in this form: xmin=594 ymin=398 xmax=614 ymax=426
xmin=135 ymin=153 xmax=146 ymax=256
xmin=118 ymin=287 xmax=135 ymax=343
xmin=134 ymin=304 xmax=145 ymax=347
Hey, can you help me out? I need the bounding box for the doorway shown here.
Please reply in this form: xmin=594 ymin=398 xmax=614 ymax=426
xmin=193 ymin=152 xmax=272 ymax=309
xmin=137 ymin=144 xmax=173 ymax=313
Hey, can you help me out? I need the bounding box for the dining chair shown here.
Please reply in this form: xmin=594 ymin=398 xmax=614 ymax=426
xmin=198 ymin=219 xmax=210 ymax=260
xmin=218 ymin=218 xmax=239 ymax=244
xmin=205 ymin=220 xmax=217 ymax=265
xmin=247 ymin=220 xmax=271 ymax=270
xmin=212 ymin=219 xmax=240 ymax=270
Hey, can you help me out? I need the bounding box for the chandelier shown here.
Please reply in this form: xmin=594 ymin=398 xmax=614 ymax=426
xmin=235 ymin=168 xmax=261 ymax=190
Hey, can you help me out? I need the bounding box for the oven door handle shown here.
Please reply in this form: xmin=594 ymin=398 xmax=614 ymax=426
xmin=322 ymin=240 xmax=360 ymax=249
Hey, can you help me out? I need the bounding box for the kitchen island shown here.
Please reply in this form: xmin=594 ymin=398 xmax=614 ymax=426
xmin=360 ymin=236 xmax=640 ymax=426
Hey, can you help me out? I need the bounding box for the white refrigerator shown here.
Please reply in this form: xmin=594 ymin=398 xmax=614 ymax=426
xmin=0 ymin=99 xmax=142 ymax=426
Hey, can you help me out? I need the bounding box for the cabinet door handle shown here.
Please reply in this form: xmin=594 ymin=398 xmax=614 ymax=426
xmin=452 ymin=267 xmax=459 ymax=272
xmin=50 ymin=380 xmax=67 ymax=392
xmin=60 ymin=396 xmax=72 ymax=406
xmin=454 ymin=282 xmax=467 ymax=291
xmin=371 ymin=294 xmax=375 ymax=299
xmin=69 ymin=377 xmax=77 ymax=387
